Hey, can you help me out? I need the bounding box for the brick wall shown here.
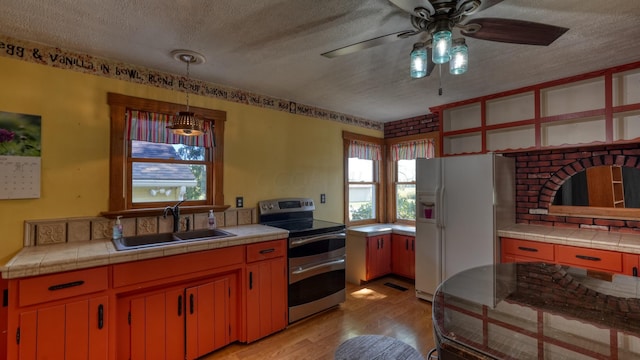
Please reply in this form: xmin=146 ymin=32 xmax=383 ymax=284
xmin=384 ymin=113 xmax=439 ymax=138
xmin=505 ymin=143 xmax=640 ymax=233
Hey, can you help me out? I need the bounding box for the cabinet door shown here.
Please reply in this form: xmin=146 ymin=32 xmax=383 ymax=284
xmin=391 ymin=234 xmax=415 ymax=279
xmin=185 ymin=277 xmax=230 ymax=360
xmin=16 ymin=296 xmax=108 ymax=360
xmin=623 ymin=253 xmax=640 ymax=277
xmin=366 ymin=235 xmax=391 ymax=280
xmin=129 ymin=287 xmax=185 ymax=360
xmin=246 ymin=257 xmax=287 ymax=342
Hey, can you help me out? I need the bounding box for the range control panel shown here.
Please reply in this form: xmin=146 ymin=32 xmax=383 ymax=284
xmin=258 ymin=197 xmax=315 ymax=215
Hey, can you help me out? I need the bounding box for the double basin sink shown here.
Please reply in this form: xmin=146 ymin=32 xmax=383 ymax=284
xmin=112 ymin=228 xmax=235 ymax=251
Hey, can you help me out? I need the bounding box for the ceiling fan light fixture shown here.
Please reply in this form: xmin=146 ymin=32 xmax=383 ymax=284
xmin=410 ymin=43 xmax=428 ymax=79
xmin=168 ymin=50 xmax=207 ymax=137
xmin=432 ymin=30 xmax=452 ymax=64
xmin=449 ymin=39 xmax=468 ymax=75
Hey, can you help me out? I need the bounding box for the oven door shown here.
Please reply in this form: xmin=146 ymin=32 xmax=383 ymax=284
xmin=288 ymin=230 xmax=346 ymax=268
xmin=288 ymin=255 xmax=346 ymax=323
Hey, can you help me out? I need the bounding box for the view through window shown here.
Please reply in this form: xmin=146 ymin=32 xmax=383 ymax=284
xmin=348 ymin=157 xmax=377 ymax=221
xmin=396 ymin=159 xmax=416 ymax=220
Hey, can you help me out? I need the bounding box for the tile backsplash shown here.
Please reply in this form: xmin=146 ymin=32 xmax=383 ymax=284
xmin=24 ymin=208 xmax=257 ymax=247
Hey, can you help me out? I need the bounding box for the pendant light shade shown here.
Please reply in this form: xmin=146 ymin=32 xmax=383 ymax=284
xmin=168 ymin=50 xmax=206 ymax=137
xmin=410 ymin=43 xmax=428 ymax=79
xmin=432 ymin=30 xmax=452 ymax=64
xmin=449 ymin=39 xmax=468 ymax=75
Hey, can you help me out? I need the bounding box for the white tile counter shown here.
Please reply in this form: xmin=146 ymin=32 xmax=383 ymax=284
xmin=347 ymin=224 xmax=415 ymax=237
xmin=1 ymin=224 xmax=288 ymax=279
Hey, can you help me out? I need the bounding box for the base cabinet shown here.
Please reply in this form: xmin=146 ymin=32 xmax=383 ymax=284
xmin=391 ymin=235 xmax=415 ymax=279
xmin=15 ymin=296 xmax=108 ymax=360
xmin=366 ymin=235 xmax=391 ymax=280
xmin=246 ymin=240 xmax=287 ymax=343
xmin=122 ymin=274 xmax=237 ymax=360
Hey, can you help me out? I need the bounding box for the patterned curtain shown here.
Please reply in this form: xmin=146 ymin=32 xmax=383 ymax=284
xmin=391 ymin=139 xmax=434 ymax=161
xmin=125 ymin=110 xmax=215 ymax=147
xmin=348 ymin=140 xmax=382 ymax=161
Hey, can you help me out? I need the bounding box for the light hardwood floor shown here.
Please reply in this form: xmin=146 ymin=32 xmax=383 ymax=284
xmin=204 ymin=276 xmax=435 ymax=359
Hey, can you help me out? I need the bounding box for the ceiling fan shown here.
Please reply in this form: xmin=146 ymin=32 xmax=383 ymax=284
xmin=322 ymin=0 xmax=568 ymax=78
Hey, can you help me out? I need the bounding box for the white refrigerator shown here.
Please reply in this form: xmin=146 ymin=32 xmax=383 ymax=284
xmin=415 ymin=153 xmax=515 ymax=303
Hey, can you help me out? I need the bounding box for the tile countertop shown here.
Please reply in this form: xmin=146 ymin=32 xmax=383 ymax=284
xmin=498 ymin=223 xmax=640 ymax=254
xmin=347 ymin=224 xmax=415 ymax=237
xmin=1 ymin=224 xmax=289 ymax=280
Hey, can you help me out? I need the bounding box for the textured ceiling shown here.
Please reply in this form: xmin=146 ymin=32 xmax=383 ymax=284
xmin=2 ymin=0 xmax=640 ymax=123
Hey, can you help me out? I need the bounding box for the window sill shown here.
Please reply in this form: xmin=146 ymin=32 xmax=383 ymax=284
xmin=101 ymin=205 xmax=231 ymax=219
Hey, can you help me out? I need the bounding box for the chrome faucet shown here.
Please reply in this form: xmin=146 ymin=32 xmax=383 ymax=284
xmin=163 ymin=200 xmax=185 ymax=232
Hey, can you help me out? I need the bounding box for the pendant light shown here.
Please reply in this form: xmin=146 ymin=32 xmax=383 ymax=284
xmin=168 ymin=50 xmax=206 ymax=136
xmin=410 ymin=43 xmax=428 ymax=79
xmin=432 ymin=29 xmax=452 ymax=64
xmin=449 ymin=39 xmax=468 ymax=75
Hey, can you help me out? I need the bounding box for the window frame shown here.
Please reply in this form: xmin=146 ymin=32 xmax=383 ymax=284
xmin=343 ymin=131 xmax=386 ymax=225
xmin=105 ymin=93 xmax=226 ymax=217
xmin=385 ymin=132 xmax=439 ymax=224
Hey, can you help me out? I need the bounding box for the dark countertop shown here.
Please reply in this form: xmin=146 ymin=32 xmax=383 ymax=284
xmin=433 ymin=262 xmax=640 ymax=359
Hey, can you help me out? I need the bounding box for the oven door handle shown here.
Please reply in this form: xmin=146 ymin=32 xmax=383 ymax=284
xmin=292 ymin=257 xmax=345 ymax=275
xmin=290 ymin=232 xmax=346 ymax=247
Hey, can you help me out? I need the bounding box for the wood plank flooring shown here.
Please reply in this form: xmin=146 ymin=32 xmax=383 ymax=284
xmin=204 ymin=276 xmax=435 ymax=359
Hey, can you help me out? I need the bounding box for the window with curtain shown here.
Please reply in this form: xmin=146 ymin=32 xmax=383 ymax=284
xmin=106 ymin=93 xmax=226 ymax=214
xmin=346 ymin=138 xmax=382 ymax=223
xmin=391 ymin=139 xmax=434 ymax=221
xmin=127 ymin=110 xmax=214 ymax=205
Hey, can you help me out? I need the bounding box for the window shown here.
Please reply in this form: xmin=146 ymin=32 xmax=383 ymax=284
xmin=343 ymin=132 xmax=384 ymax=225
xmin=106 ymin=93 xmax=226 ymax=215
xmin=389 ymin=136 xmax=436 ymax=223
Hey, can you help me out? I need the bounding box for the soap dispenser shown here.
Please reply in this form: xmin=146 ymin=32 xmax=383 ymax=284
xmin=208 ymin=210 xmax=217 ymax=230
xmin=112 ymin=216 xmax=123 ymax=240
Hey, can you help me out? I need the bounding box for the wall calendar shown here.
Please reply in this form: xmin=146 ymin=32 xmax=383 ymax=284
xmin=0 ymin=111 xmax=41 ymax=199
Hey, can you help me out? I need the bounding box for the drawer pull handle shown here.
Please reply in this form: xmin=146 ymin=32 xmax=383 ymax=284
xmin=575 ymin=255 xmax=601 ymax=262
xmin=517 ymin=246 xmax=538 ymax=253
xmin=634 ymin=267 xmax=638 ymax=277
xmin=189 ymin=294 xmax=194 ymax=315
xmin=98 ymin=304 xmax=104 ymax=329
xmin=249 ymin=272 xmax=253 ymax=290
xmin=48 ymin=280 xmax=85 ymax=291
xmin=259 ymin=248 xmax=275 ymax=254
xmin=178 ymin=295 xmax=183 ymax=317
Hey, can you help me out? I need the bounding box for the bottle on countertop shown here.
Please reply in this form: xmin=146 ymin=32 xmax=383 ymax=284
xmin=208 ymin=210 xmax=217 ymax=230
xmin=112 ymin=216 xmax=123 ymax=240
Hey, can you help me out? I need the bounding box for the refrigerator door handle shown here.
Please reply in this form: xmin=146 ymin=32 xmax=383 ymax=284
xmin=438 ymin=186 xmax=446 ymax=228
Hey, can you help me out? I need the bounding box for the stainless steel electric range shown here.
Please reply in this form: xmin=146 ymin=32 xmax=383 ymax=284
xmin=258 ymin=197 xmax=346 ymax=323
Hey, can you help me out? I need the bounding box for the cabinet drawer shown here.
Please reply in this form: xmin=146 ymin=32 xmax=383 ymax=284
xmin=502 ymin=238 xmax=554 ymax=261
xmin=555 ymin=245 xmax=622 ymax=273
xmin=247 ymin=240 xmax=286 ymax=263
xmin=113 ymin=246 xmax=244 ymax=288
xmin=18 ymin=266 xmax=108 ymax=307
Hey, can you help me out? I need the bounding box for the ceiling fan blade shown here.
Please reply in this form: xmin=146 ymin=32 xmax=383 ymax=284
xmin=388 ymin=0 xmax=434 ymax=18
xmin=321 ymin=30 xmax=415 ymax=58
xmin=461 ymin=18 xmax=568 ymax=46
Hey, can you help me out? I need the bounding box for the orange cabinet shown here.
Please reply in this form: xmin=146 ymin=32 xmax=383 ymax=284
xmin=246 ymin=240 xmax=287 ymax=342
xmin=122 ymin=274 xmax=237 ymax=360
xmin=391 ymin=235 xmax=415 ymax=279
xmin=6 ymin=268 xmax=109 ymax=360
xmin=501 ymin=238 xmax=555 ymax=263
xmin=555 ymin=245 xmax=622 ymax=273
xmin=366 ymin=235 xmax=391 ymax=280
xmin=623 ymin=253 xmax=640 ymax=277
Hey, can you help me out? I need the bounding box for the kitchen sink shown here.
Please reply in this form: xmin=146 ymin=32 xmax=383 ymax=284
xmin=113 ymin=228 xmax=235 ymax=251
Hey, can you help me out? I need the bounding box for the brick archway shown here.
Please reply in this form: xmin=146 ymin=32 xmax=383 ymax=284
xmin=538 ymin=154 xmax=639 ymax=209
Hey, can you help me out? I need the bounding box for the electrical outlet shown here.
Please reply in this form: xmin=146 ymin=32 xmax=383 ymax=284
xmin=320 ymin=194 xmax=326 ymax=203
xmin=236 ymin=196 xmax=243 ymax=208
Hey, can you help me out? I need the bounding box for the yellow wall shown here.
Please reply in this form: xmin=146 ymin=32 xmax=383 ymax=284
xmin=0 ymin=56 xmax=381 ymax=263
